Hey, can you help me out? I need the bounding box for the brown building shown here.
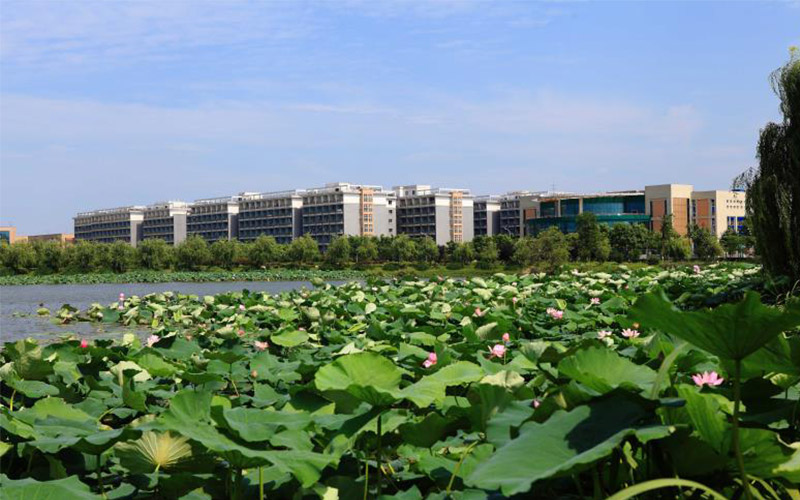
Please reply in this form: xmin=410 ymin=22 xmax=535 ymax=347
xmin=644 ymin=184 xmax=694 ymax=236
xmin=0 ymin=226 xmax=18 ymax=245
xmin=26 ymin=233 xmax=75 ymax=244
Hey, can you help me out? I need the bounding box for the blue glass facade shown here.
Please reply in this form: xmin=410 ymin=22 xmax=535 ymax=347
xmin=526 ymin=194 xmax=649 ymax=236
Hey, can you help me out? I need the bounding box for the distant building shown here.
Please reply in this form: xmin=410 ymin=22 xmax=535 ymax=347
xmin=394 ymin=185 xmax=474 ymax=244
xmin=187 ymin=196 xmax=241 ymax=243
xmin=691 ymin=189 xmax=747 ymax=238
xmin=26 ymin=233 xmax=75 ymax=244
xmin=526 ymin=191 xmax=649 ymax=235
xmin=238 ymin=190 xmax=305 ymax=244
xmin=0 ymin=226 xmax=18 ymax=245
xmin=142 ymin=201 xmax=190 ymax=245
xmin=74 ymin=206 xmax=145 ymax=247
xmin=473 ymin=196 xmax=501 ymax=236
xmin=644 ymin=184 xmax=694 ymax=236
xmin=301 ymin=183 xmax=396 ymax=250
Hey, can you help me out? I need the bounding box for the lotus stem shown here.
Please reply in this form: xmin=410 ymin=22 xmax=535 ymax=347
xmin=9 ymin=389 xmax=16 ymax=412
xmin=732 ymin=359 xmax=752 ymax=500
xmin=362 ymin=456 xmax=369 ymax=500
xmin=259 ymin=466 xmax=264 ymax=499
xmin=376 ymin=410 xmax=383 ymax=497
xmin=97 ymin=453 xmax=107 ymax=499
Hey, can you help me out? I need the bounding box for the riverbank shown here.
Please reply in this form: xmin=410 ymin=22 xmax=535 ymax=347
xmin=0 ymin=260 xmax=755 ymax=285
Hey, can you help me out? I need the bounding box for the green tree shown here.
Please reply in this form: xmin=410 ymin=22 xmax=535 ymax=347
xmin=376 ymin=236 xmax=394 ymax=262
xmin=416 ymin=237 xmax=439 ymax=263
xmin=493 ymin=234 xmax=515 ymax=263
xmin=66 ymin=240 xmax=99 ymax=273
xmin=34 ymin=241 xmax=65 ymax=274
xmin=108 ymin=241 xmax=137 ymax=273
xmin=575 ymin=212 xmax=610 ymax=261
xmin=664 ymin=237 xmax=692 ymax=261
xmin=210 ymin=239 xmax=240 ymax=269
xmin=476 ymin=238 xmax=499 ymax=268
xmin=391 ymin=235 xmax=418 ymax=262
xmin=288 ymin=235 xmax=320 ymax=264
xmin=609 ymin=223 xmax=649 ymax=262
xmin=690 ymin=225 xmax=723 ymax=260
xmin=355 ymin=237 xmax=379 ymax=263
xmin=512 ymin=237 xmax=536 ymax=267
xmin=720 ymin=229 xmax=747 ymax=258
xmin=734 ymin=51 xmax=800 ymax=281
xmin=1 ymin=242 xmax=38 ymax=274
xmin=450 ymin=241 xmax=475 ymax=265
xmin=534 ymin=227 xmax=570 ymax=272
xmin=175 ymin=236 xmax=212 ymax=271
xmin=248 ymin=235 xmax=282 ymax=267
xmin=325 ymin=236 xmax=351 ymax=267
xmin=138 ymin=239 xmax=174 ymax=270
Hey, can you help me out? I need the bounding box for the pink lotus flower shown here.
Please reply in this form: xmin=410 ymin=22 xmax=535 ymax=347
xmin=237 ymin=329 xmax=246 ymax=337
xmin=80 ymin=339 xmax=89 ymax=349
xmin=590 ymin=297 xmax=601 ymax=305
xmin=693 ymin=265 xmax=701 ymax=274
xmin=422 ymin=352 xmax=438 ymax=369
xmin=239 ymin=304 xmax=246 ymax=311
xmin=146 ymin=335 xmax=160 ymax=347
xmin=119 ymin=293 xmax=125 ymax=300
xmin=489 ymin=344 xmax=507 ymax=359
xmin=692 ymin=371 xmax=724 ymax=387
xmin=512 ymin=297 xmax=518 ymax=305
xmin=621 ymin=328 xmax=640 ymax=339
xmin=546 ymin=307 xmax=563 ymax=320
xmin=250 ymin=370 xmax=258 ymax=378
xmin=502 ymin=333 xmax=511 ymax=342
xmin=254 ymin=340 xmax=269 ymax=351
xmin=597 ymin=330 xmax=612 ymax=339
xmin=474 ymin=307 xmax=484 ymax=317
xmin=511 ymin=282 xmax=517 ymax=286
xmin=532 ymin=399 xmax=541 ymax=409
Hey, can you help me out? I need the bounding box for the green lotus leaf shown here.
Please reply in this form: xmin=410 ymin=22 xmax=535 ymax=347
xmin=271 ymin=329 xmax=309 ymax=348
xmin=400 ymin=361 xmax=484 ymax=407
xmin=0 ymin=474 xmax=98 ymax=499
xmin=315 ymin=352 xmax=403 ymax=407
xmin=558 ymin=346 xmax=657 ymax=395
xmin=629 ymin=290 xmax=800 ymax=360
xmin=466 ymin=395 xmax=654 ymax=496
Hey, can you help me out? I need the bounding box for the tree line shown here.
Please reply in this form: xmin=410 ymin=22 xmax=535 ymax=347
xmin=0 ymin=215 xmax=751 ymax=275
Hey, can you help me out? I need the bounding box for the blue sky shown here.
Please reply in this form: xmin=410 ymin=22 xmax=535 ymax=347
xmin=1 ymin=1 xmax=798 ymax=234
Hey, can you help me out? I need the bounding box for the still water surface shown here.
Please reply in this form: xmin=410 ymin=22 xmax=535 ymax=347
xmin=0 ymin=281 xmax=333 ymax=343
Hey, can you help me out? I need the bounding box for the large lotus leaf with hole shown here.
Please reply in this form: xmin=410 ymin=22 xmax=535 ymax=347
xmin=629 ymin=290 xmax=800 ymax=360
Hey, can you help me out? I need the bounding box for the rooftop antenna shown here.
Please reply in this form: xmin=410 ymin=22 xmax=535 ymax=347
xmin=551 ymin=183 xmax=556 ymax=194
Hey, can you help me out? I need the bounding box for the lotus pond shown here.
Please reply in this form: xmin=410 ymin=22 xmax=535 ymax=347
xmin=2 ymin=263 xmax=800 ymax=499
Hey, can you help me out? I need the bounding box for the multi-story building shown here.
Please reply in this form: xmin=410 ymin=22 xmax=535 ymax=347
xmin=238 ymin=190 xmax=305 ymax=244
xmin=0 ymin=226 xmax=19 ymax=245
xmin=691 ymin=189 xmax=747 ymax=238
xmin=526 ymin=191 xmax=649 ymax=235
xmin=187 ymin=196 xmax=240 ymax=243
xmin=141 ymin=201 xmax=190 ymax=245
xmin=74 ymin=206 xmax=145 ymax=246
xmin=301 ymin=183 xmax=396 ymax=250
xmin=394 ymin=185 xmax=474 ymax=245
xmin=644 ymin=184 xmax=694 ymax=236
xmin=473 ymin=196 xmax=501 ymax=236
xmin=26 ymin=233 xmax=75 ymax=244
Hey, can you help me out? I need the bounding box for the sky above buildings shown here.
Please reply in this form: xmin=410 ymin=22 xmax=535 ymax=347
xmin=1 ymin=1 xmax=798 ymax=234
